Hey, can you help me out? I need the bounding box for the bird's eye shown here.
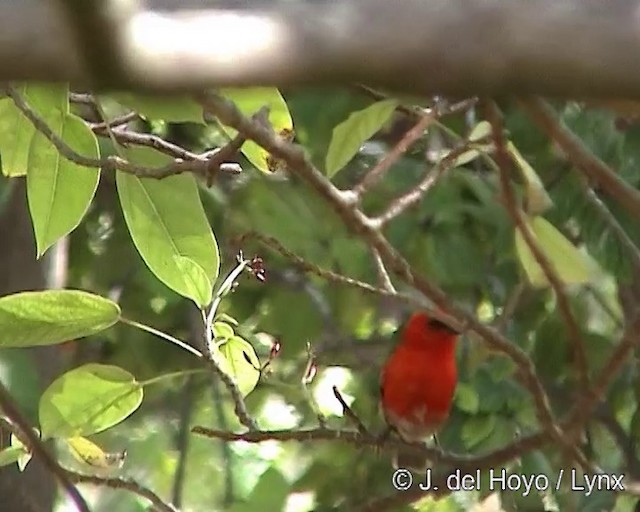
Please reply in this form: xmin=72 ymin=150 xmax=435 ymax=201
xmin=427 ymin=317 xmax=459 ymax=335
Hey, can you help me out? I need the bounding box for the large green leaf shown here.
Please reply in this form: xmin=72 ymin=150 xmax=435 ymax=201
xmin=27 ymin=113 xmax=100 ymax=257
xmin=0 ymin=84 xmax=68 ymax=177
xmin=0 ymin=290 xmax=120 ymax=348
xmin=325 ymin=99 xmax=398 ymax=178
xmin=216 ymin=336 xmax=260 ymax=397
xmin=515 ymin=215 xmax=597 ymax=287
xmin=218 ymin=88 xmax=293 ymax=172
xmin=116 ymin=147 xmax=219 ymax=306
xmin=39 ymin=364 xmax=143 ymax=438
xmin=231 ymin=468 xmax=289 ymax=512
xmin=112 ymin=93 xmax=204 ymax=124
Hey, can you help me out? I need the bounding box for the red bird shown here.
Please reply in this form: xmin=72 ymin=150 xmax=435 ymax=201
xmin=380 ymin=312 xmax=459 ymax=466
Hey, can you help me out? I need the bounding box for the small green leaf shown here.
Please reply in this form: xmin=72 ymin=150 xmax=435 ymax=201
xmin=0 ymin=290 xmax=120 ymax=348
xmin=468 ymin=120 xmax=492 ymax=142
xmin=112 ymin=93 xmax=204 ymax=124
xmin=213 ymin=321 xmax=235 ymax=341
xmin=116 ymin=147 xmax=220 ymax=303
xmin=454 ymin=382 xmax=479 ymax=414
xmin=27 ymin=113 xmax=100 ymax=257
xmin=461 ymin=414 xmax=496 ymax=449
xmin=218 ymin=88 xmax=293 ymax=172
xmin=216 ymin=336 xmax=260 ymax=397
xmin=325 ymin=99 xmax=398 ymax=177
xmin=0 ymin=446 xmax=26 ymax=468
xmin=507 ymin=142 xmax=553 ymax=215
xmin=173 ymin=255 xmax=213 ymax=308
xmin=10 ymin=430 xmax=36 ymax=472
xmin=66 ymin=436 xmax=126 ymax=470
xmin=39 ymin=364 xmax=143 ymax=439
xmin=514 ymin=216 xmax=596 ymax=288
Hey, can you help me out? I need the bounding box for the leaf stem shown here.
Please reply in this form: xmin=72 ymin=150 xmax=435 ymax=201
xmin=120 ymin=317 xmax=203 ymax=359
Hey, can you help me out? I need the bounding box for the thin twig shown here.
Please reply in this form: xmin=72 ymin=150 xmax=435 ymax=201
xmin=89 ymin=111 xmax=139 ymax=130
xmin=580 ymin=180 xmax=640 ymax=274
xmin=519 ymin=97 xmax=640 ymax=220
xmin=66 ymin=470 xmax=178 ymax=512
xmin=370 ymin=247 xmax=395 ymax=293
xmin=235 ymin=231 xmax=421 ymax=307
xmin=372 ymin=142 xmax=471 ymax=226
xmin=0 ymin=382 xmax=90 ymax=512
xmin=351 ymin=112 xmax=435 ymax=197
xmin=332 ymin=386 xmax=369 ymax=435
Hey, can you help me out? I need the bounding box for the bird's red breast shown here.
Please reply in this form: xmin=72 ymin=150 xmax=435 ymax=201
xmin=380 ymin=312 xmax=459 ymax=442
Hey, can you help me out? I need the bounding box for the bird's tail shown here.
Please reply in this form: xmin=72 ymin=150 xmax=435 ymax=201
xmin=392 ymin=435 xmax=438 ymax=472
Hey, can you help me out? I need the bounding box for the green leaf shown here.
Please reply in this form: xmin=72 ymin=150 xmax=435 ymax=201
xmin=218 ymin=88 xmax=293 ymax=173
xmin=112 ymin=93 xmax=204 ymax=124
xmin=0 ymin=84 xmax=68 ymax=177
xmin=116 ymin=147 xmax=219 ymax=304
xmin=27 ymin=113 xmax=100 ymax=257
xmin=461 ymin=414 xmax=496 ymax=449
xmin=0 ymin=290 xmax=120 ymax=348
xmin=507 ymin=141 xmax=553 ymax=215
xmin=514 ymin=215 xmax=597 ymax=288
xmin=213 ymin=321 xmax=235 ymax=341
xmin=249 ymin=468 xmax=289 ymax=511
xmin=454 ymin=382 xmax=479 ymax=414
xmin=172 ymin=255 xmax=213 ymax=308
xmin=325 ymin=99 xmax=398 ymax=177
xmin=0 ymin=446 xmax=25 ymax=468
xmin=0 ymin=94 xmax=35 ymax=177
xmin=216 ymin=336 xmax=260 ymax=397
xmin=39 ymin=364 xmax=143 ymax=438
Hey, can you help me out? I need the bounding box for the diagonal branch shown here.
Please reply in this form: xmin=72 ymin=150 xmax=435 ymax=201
xmin=66 ymin=470 xmax=179 ymax=512
xmin=351 ymin=111 xmax=435 ymax=198
xmin=483 ymin=99 xmax=591 ymax=395
xmin=0 ymin=382 xmax=90 ymax=512
xmin=519 ymin=97 xmax=640 ymax=220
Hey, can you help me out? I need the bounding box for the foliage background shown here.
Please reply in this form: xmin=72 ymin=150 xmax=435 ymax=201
xmin=0 ymin=82 xmax=639 ymax=512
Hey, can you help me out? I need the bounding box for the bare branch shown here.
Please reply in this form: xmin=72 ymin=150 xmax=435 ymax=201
xmin=333 ymin=386 xmax=369 ymax=435
xmin=0 ymin=382 xmax=90 ymax=512
xmin=235 ymin=231 xmax=420 ymax=307
xmin=520 ymin=97 xmax=640 ymax=220
xmin=351 ymin=112 xmax=434 ymax=198
xmin=370 ymin=247 xmax=395 ymax=293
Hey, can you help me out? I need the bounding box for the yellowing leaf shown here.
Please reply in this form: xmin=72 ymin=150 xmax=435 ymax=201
xmin=218 ymin=88 xmax=293 ymax=173
xmin=514 ymin=216 xmax=596 ymax=288
xmin=66 ymin=436 xmax=126 ymax=471
xmin=507 ymin=142 xmax=553 ymax=215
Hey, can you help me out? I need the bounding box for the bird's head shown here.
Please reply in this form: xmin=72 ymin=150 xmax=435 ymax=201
xmin=402 ymin=312 xmax=460 ymax=350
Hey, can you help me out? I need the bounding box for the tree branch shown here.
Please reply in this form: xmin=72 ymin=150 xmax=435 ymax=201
xmin=66 ymin=470 xmax=178 ymax=512
xmin=0 ymin=382 xmax=90 ymax=512
xmin=519 ymin=97 xmax=640 ymax=220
